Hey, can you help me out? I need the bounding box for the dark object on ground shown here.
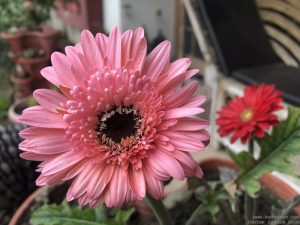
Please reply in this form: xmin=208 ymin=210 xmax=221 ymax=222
xmin=0 ymin=123 xmax=37 ymax=225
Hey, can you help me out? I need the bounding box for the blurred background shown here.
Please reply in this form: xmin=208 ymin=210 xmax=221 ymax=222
xmin=0 ymin=0 xmax=300 ymax=224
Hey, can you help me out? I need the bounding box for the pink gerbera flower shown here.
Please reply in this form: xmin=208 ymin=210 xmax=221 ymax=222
xmin=18 ymin=28 xmax=210 ymax=208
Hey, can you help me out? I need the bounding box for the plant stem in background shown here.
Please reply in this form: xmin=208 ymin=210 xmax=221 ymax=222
xmin=244 ymin=193 xmax=252 ymax=225
xmin=272 ymin=196 xmax=300 ymax=225
xmin=145 ymin=195 xmax=173 ymax=225
xmin=244 ymin=139 xmax=256 ymax=225
xmin=185 ymin=204 xmax=205 ymax=225
xmin=249 ymin=138 xmax=254 ymax=156
xmin=219 ymin=200 xmax=236 ymax=225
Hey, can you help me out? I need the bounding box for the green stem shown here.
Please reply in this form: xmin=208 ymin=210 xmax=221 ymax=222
xmin=243 ymin=139 xmax=255 ymax=224
xmin=244 ymin=193 xmax=252 ymax=225
xmin=145 ymin=195 xmax=173 ymax=225
xmin=249 ymin=139 xmax=254 ymax=156
xmin=185 ymin=204 xmax=205 ymax=225
xmin=219 ymin=200 xmax=236 ymax=225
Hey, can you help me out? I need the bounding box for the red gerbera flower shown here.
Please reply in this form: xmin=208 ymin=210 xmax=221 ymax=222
xmin=216 ymin=84 xmax=283 ymax=144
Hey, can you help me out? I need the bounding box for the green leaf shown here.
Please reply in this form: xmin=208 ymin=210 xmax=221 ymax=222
xmin=227 ymin=148 xmax=255 ymax=172
xmin=238 ymin=107 xmax=300 ymax=197
xmin=114 ymin=208 xmax=135 ymax=225
xmin=30 ymin=200 xmax=135 ymax=225
xmin=30 ymin=201 xmax=105 ymax=225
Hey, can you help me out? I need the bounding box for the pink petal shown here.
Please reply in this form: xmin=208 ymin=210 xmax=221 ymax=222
xmin=62 ymin=160 xmax=86 ymax=181
xmin=108 ymin=27 xmax=122 ymax=68
xmin=81 ymin=30 xmax=103 ymax=69
xmin=184 ymin=95 xmax=207 ymax=107
xmin=18 ymin=106 xmax=66 ymax=128
xmin=164 ymin=81 xmax=198 ymax=109
xmin=184 ymin=69 xmax=199 ymax=80
xmin=19 ymin=127 xmax=62 ymax=139
xmin=170 ymin=117 xmax=209 ymax=131
xmin=19 ymin=133 xmax=71 ymax=154
xmin=143 ymin=165 xmax=164 ymax=199
xmin=87 ymin=163 xmax=115 ymax=199
xmin=157 ymin=73 xmax=186 ymax=94
xmin=51 ymin=52 xmax=78 ymax=88
xmin=131 ymin=38 xmax=147 ymax=71
xmin=128 ymin=168 xmax=146 ymax=200
xmin=65 ymin=46 xmax=89 ymax=82
xmin=33 ymin=89 xmax=66 ymax=112
xmin=164 ymin=107 xmax=204 ymax=119
xmin=40 ymin=66 xmax=60 ymax=87
xmin=161 ymin=58 xmax=191 ymax=81
xmin=121 ymin=30 xmax=133 ymax=66
xmin=36 ymin=170 xmax=69 ymax=186
xmin=143 ymin=41 xmax=171 ymax=80
xmin=41 ymin=151 xmax=84 ymax=176
xmin=105 ymin=166 xmax=128 ymax=208
xmin=66 ymin=162 xmax=95 ymax=200
xmin=171 ymin=151 xmax=203 ymax=178
xmin=20 ymin=152 xmax=55 ymax=161
xmin=148 ymin=150 xmax=185 ymax=180
xmin=95 ymin=33 xmax=108 ymax=57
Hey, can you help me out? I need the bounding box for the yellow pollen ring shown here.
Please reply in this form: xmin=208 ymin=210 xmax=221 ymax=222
xmin=240 ymin=109 xmax=253 ymax=122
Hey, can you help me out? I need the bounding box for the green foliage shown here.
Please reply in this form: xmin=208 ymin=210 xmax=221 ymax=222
xmin=230 ymin=108 xmax=300 ymax=197
xmin=195 ymin=182 xmax=233 ymax=222
xmin=0 ymin=92 xmax=10 ymax=121
xmin=0 ymin=0 xmax=53 ymax=31
xmin=30 ymin=201 xmax=135 ymax=225
xmin=21 ymin=48 xmax=45 ymax=58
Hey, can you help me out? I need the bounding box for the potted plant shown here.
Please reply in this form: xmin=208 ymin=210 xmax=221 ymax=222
xmin=0 ymin=0 xmax=59 ymax=56
xmin=17 ymin=48 xmax=50 ymax=87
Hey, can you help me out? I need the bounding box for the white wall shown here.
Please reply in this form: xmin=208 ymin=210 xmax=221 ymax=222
xmin=103 ymin=0 xmax=122 ymax=33
xmin=103 ymin=0 xmax=175 ymax=45
xmin=121 ymin=0 xmax=175 ymax=44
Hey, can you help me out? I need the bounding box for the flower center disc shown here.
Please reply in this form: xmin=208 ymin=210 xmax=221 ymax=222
xmin=97 ymin=106 xmax=141 ymax=147
xmin=240 ymin=108 xmax=253 ymax=122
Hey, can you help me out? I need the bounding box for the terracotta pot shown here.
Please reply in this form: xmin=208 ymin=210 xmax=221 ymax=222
xmin=0 ymin=32 xmax=24 ymax=54
xmin=9 ymin=184 xmax=69 ymax=225
xmin=1 ymin=28 xmax=60 ymax=56
xmin=200 ymin=158 xmax=300 ymax=215
xmin=8 ymin=96 xmax=35 ymax=123
xmin=17 ymin=55 xmax=50 ymax=81
xmin=10 ymin=74 xmax=33 ymax=98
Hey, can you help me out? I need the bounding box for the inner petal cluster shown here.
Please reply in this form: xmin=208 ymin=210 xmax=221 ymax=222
xmin=63 ymin=67 xmax=163 ymax=169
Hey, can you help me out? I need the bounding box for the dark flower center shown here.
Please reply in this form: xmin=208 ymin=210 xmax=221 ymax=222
xmin=97 ymin=106 xmax=141 ymax=144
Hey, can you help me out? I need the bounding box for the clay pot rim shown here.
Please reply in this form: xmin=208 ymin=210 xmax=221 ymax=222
xmin=8 ymin=96 xmax=35 ymax=124
xmin=8 ymin=188 xmax=44 ymax=225
xmin=8 ymin=158 xmax=300 ymax=225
